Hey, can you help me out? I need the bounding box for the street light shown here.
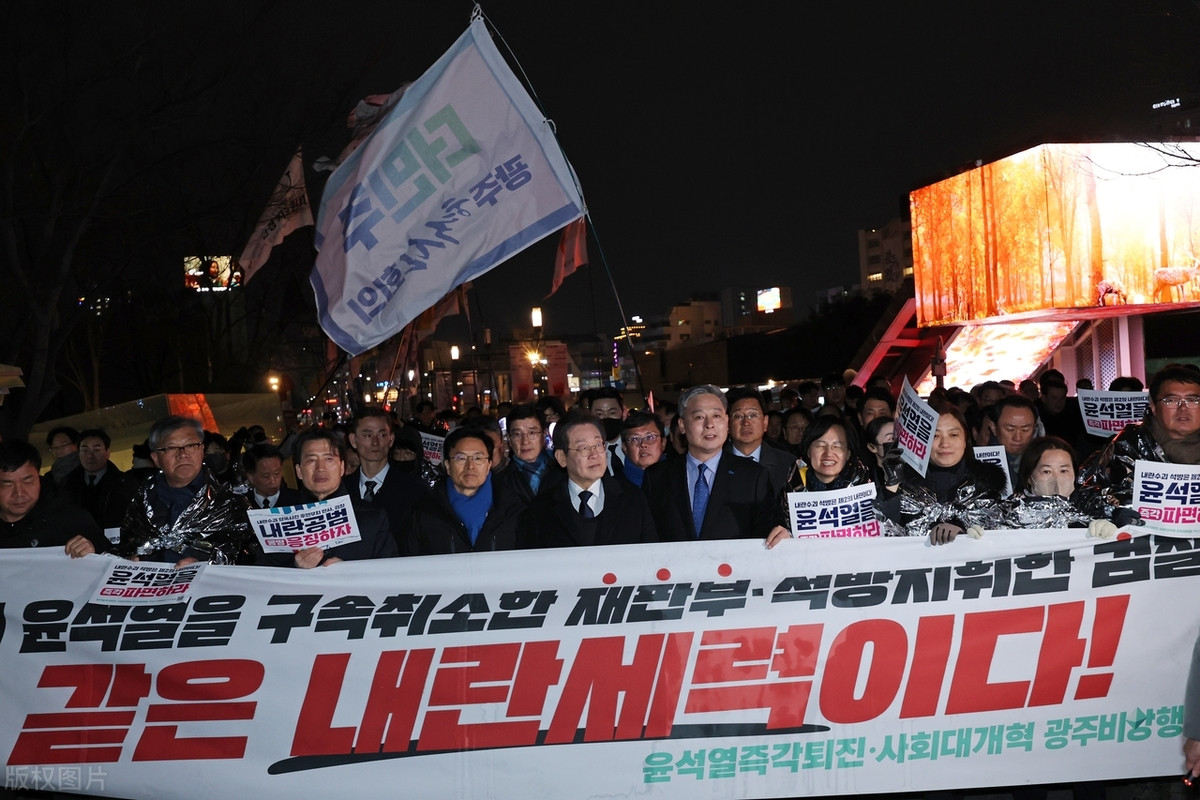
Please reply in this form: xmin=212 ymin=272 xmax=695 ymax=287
xmin=531 ymin=307 xmax=543 ymax=329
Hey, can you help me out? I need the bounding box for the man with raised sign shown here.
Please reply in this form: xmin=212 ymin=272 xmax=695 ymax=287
xmin=260 ymin=428 xmax=396 ymax=567
xmin=1076 ymin=364 xmax=1200 ymax=535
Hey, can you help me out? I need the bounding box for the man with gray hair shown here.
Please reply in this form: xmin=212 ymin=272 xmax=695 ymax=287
xmin=642 ymin=384 xmax=787 ymax=542
xmin=117 ymin=416 xmax=253 ymax=566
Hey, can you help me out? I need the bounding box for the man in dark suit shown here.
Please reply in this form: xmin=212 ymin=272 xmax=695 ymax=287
xmin=726 ymin=388 xmax=794 ymax=495
xmin=642 ymin=384 xmax=788 ymax=542
xmin=342 ymin=408 xmax=428 ymax=548
xmin=62 ymin=428 xmax=134 ymax=539
xmin=258 ymin=428 xmax=396 ymax=567
xmin=242 ymin=443 xmax=306 ymax=509
xmin=521 ymin=413 xmax=656 ymax=548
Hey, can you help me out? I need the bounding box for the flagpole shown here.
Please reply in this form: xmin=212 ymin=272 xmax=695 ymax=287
xmin=584 ymin=217 xmax=646 ymax=403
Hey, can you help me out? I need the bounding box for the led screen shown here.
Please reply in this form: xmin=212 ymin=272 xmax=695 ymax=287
xmin=914 ymin=321 xmax=1078 ymax=395
xmin=184 ymin=255 xmax=241 ymax=291
xmin=910 ymin=142 xmax=1200 ymax=326
xmin=757 ymin=287 xmax=781 ymax=313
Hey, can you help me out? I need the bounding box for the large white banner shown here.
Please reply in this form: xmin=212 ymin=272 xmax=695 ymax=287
xmin=2 ymin=531 xmax=1196 ymax=799
xmin=311 ymin=17 xmax=584 ymax=355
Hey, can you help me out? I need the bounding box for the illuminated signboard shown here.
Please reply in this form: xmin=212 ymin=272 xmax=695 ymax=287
xmin=184 ymin=256 xmax=241 ymax=292
xmin=910 ymin=142 xmax=1200 ymax=326
xmin=756 ymin=287 xmax=781 ymax=313
xmin=914 ymin=321 xmax=1078 ymax=395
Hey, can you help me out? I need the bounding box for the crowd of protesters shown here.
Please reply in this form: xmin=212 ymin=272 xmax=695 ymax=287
xmin=4 ymin=364 xmax=1199 ymax=564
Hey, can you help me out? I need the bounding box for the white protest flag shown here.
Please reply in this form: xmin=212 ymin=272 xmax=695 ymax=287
xmin=312 ymin=17 xmax=585 ymax=355
xmin=238 ymin=148 xmax=314 ymax=283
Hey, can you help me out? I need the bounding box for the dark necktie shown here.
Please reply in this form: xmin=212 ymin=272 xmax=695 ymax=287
xmin=261 ymin=497 xmax=271 ymax=509
xmin=692 ymin=464 xmax=710 ymax=538
xmin=364 ymin=480 xmax=377 ymax=501
xmin=578 ymin=490 xmax=595 ymax=519
xmin=87 ymin=475 xmax=97 ymax=488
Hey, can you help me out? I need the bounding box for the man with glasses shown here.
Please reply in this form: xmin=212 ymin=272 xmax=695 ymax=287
xmin=117 ymin=415 xmax=253 ymax=566
xmin=726 ymin=388 xmax=793 ymax=495
xmin=500 ymin=404 xmax=563 ymax=506
xmin=44 ymin=425 xmax=81 ymax=488
xmin=404 ymin=427 xmax=523 ymax=555
xmin=1077 ymin=365 xmax=1200 ymax=532
xmin=520 ymin=412 xmax=656 ymax=547
xmin=619 ymin=410 xmax=666 ymax=488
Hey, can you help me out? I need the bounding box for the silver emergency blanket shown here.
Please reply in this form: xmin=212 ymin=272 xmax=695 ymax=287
xmin=978 ymin=494 xmax=1094 ymax=530
xmin=117 ymin=471 xmax=253 ymax=565
xmin=877 ymin=479 xmax=1001 ymax=538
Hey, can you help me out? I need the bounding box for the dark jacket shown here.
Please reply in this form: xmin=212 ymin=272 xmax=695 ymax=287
xmin=61 ymin=462 xmax=135 ymax=531
xmin=403 ymin=476 xmax=523 ymax=555
xmin=245 ymin=486 xmax=308 ymax=510
xmin=342 ymin=462 xmax=429 ymax=548
xmin=642 ymin=452 xmax=782 ymax=541
xmin=117 ymin=468 xmax=254 ymax=565
xmin=1074 ymin=416 xmax=1169 ymax=520
xmin=0 ymin=496 xmax=108 ymax=552
xmin=499 ymin=453 xmax=566 ymax=508
xmin=520 ymin=475 xmax=657 ymax=548
xmin=256 ymin=488 xmax=397 ymax=566
xmin=750 ymin=441 xmax=797 ymax=497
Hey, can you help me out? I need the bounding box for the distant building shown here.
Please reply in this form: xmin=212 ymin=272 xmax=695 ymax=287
xmin=858 ymin=218 xmax=913 ymax=293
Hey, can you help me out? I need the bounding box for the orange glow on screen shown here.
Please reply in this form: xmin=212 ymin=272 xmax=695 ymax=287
xmin=910 ymin=142 xmax=1200 ymax=326
xmin=914 ymin=321 xmax=1078 ymax=395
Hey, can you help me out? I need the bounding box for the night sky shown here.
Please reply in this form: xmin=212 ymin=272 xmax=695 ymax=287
xmin=11 ymin=1 xmax=1200 ymax=343
xmin=312 ymin=2 xmax=1200 ymax=339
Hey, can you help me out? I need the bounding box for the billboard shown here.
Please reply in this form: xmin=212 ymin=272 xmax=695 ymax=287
xmin=184 ymin=255 xmax=241 ymax=292
xmin=757 ymin=287 xmax=782 ymax=313
xmin=910 ymin=142 xmax=1200 ymax=326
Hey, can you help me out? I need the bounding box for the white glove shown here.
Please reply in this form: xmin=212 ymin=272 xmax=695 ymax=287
xmin=1088 ymin=519 xmax=1118 ymax=539
xmin=966 ymin=525 xmax=985 ymax=540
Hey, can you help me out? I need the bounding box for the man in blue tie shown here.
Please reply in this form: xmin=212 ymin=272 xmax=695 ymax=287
xmin=642 ymin=385 xmax=787 ymax=542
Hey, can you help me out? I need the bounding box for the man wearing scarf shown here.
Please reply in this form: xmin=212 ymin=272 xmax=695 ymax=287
xmin=403 ymin=427 xmax=523 ymax=555
xmin=499 ymin=404 xmax=563 ymax=507
xmin=1076 ymin=365 xmax=1200 ymax=531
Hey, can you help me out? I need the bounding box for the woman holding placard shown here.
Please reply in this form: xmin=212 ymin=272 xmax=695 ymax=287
xmin=876 ymin=405 xmax=1007 ymax=545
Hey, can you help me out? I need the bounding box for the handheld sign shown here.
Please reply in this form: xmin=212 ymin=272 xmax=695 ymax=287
xmin=787 ymin=483 xmax=880 ymax=538
xmin=420 ymin=432 xmax=445 ymax=467
xmin=249 ymin=496 xmax=362 ymax=554
xmin=1078 ymin=389 xmax=1150 ymax=438
xmin=1131 ymin=460 xmax=1200 ymax=537
xmin=894 ymin=377 xmax=937 ymax=477
xmin=973 ymin=445 xmax=1014 ymax=497
xmin=90 ymin=561 xmax=203 ymax=607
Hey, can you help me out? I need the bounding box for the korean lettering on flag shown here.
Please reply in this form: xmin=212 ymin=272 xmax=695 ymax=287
xmin=787 ymin=483 xmax=880 ymax=538
xmin=249 ymin=496 xmax=362 ymax=553
xmin=1078 ymin=389 xmax=1150 ymax=438
xmin=894 ymin=377 xmax=936 ymax=477
xmin=90 ymin=562 xmax=204 ymax=607
xmin=311 ymin=17 xmax=584 ymax=356
xmin=1131 ymin=460 xmax=1200 ymax=536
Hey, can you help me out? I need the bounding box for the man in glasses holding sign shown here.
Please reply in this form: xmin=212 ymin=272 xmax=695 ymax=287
xmin=1076 ymin=365 xmax=1200 ymax=536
